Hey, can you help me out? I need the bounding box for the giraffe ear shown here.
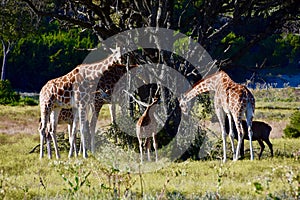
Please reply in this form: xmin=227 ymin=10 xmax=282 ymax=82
xmin=110 ymin=46 xmax=120 ymax=52
xmin=110 ymin=46 xmax=121 ymax=57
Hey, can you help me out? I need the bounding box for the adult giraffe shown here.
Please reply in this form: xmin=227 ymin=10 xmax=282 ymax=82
xmin=179 ymin=70 xmax=255 ymax=162
xmin=57 ymin=63 xmax=138 ymax=152
xmin=39 ymin=47 xmax=121 ymax=159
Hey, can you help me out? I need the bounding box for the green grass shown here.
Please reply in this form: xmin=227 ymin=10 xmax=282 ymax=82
xmin=0 ymin=133 xmax=299 ymax=199
xmin=0 ymin=105 xmax=39 ymax=120
xmin=254 ymin=101 xmax=300 ymax=120
xmin=0 ymin=87 xmax=299 ymax=199
xmin=252 ymin=87 xmax=300 ymax=102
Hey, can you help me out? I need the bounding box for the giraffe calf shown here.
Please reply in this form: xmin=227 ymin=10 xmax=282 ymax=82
xmin=225 ymin=118 xmax=273 ymax=159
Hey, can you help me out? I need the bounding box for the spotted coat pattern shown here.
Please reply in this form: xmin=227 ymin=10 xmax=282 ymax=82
xmin=180 ymin=70 xmax=255 ymax=162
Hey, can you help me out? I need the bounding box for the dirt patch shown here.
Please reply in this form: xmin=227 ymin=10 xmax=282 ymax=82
xmin=0 ymin=118 xmax=39 ymax=135
xmin=267 ymin=120 xmax=287 ymax=138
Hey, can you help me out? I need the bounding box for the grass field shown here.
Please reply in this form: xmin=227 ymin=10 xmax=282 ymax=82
xmin=0 ymin=87 xmax=299 ymax=199
xmin=0 ymin=132 xmax=299 ymax=199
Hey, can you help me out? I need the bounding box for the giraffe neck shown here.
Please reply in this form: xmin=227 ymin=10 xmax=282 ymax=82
xmin=83 ymin=50 xmax=121 ymax=81
xmin=99 ymin=53 xmax=121 ymax=73
xmin=183 ymin=71 xmax=226 ymax=102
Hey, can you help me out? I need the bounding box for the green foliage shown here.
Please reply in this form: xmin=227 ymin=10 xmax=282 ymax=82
xmin=0 ymin=80 xmax=20 ymax=105
xmin=284 ymin=111 xmax=300 ymax=138
xmin=274 ymin=34 xmax=300 ymax=63
xmin=57 ymin=162 xmax=91 ymax=196
xmin=5 ymin=21 xmax=97 ymax=91
xmin=18 ymin=97 xmax=38 ymax=106
xmin=0 ymin=80 xmax=39 ymax=105
xmin=241 ymin=33 xmax=300 ymax=68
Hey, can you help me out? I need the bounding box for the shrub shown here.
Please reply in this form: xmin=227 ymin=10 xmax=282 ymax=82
xmin=0 ymin=80 xmax=20 ymax=105
xmin=284 ymin=111 xmax=300 ymax=138
xmin=18 ymin=97 xmax=38 ymax=106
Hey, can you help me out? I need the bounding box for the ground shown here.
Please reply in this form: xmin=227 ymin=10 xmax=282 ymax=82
xmin=0 ymin=87 xmax=299 ymax=199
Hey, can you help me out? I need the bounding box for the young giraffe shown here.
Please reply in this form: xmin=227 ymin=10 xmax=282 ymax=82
xmin=136 ymin=97 xmax=160 ymax=163
xmin=57 ymin=63 xmax=138 ymax=152
xmin=39 ymin=47 xmax=121 ymax=159
xmin=179 ymin=70 xmax=255 ymax=162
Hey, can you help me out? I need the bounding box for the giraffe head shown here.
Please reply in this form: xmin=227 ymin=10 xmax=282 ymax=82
xmin=109 ymin=46 xmax=122 ymax=63
xmin=179 ymin=95 xmax=190 ymax=115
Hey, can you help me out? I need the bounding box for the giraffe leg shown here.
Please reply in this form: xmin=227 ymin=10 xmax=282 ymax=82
xmin=46 ymin=132 xmax=52 ymax=159
xmin=39 ymin=114 xmax=48 ymax=159
xmin=45 ymin=119 xmax=52 ymax=159
xmin=90 ymin=104 xmax=102 ymax=154
xmin=39 ymin=130 xmax=45 ymax=159
xmin=69 ymin=110 xmax=78 ymax=158
xmin=248 ymin=124 xmax=254 ymax=160
xmin=227 ymin=114 xmax=236 ymax=159
xmin=67 ymin=123 xmax=72 ymax=146
xmin=246 ymin=106 xmax=254 ymax=160
xmin=50 ymin=110 xmax=60 ymax=159
xmin=108 ymin=104 xmax=116 ymax=124
xmin=79 ymin=107 xmax=88 ymax=158
xmin=233 ymin=118 xmax=244 ymax=161
xmin=215 ymin=107 xmax=227 ymax=162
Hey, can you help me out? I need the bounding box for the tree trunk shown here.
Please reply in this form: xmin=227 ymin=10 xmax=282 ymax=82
xmin=1 ymin=40 xmax=11 ymax=81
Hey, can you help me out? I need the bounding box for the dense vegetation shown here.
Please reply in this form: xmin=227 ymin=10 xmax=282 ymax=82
xmin=5 ymin=22 xmax=97 ymax=91
xmin=1 ymin=0 xmax=299 ymax=91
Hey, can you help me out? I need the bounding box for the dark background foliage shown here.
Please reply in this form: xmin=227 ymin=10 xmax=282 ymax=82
xmin=0 ymin=0 xmax=299 ymax=91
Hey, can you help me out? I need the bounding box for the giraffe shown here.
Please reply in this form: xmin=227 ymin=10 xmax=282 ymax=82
xmin=57 ymin=63 xmax=138 ymax=152
xmin=48 ymin=88 xmax=108 ymax=152
xmin=179 ymin=70 xmax=255 ymax=162
xmin=136 ymin=96 xmax=160 ymax=163
xmin=39 ymin=47 xmax=121 ymax=159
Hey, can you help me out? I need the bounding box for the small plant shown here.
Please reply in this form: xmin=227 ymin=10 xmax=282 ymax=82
xmin=53 ymin=161 xmax=91 ymax=196
xmin=284 ymin=111 xmax=300 ymax=138
xmin=253 ymin=182 xmax=263 ymax=194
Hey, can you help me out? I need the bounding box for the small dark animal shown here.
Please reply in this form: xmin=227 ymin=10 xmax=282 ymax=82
xmin=225 ymin=118 xmax=273 ymax=159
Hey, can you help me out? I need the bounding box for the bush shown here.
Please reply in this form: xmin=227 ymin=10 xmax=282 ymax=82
xmin=0 ymin=80 xmax=20 ymax=105
xmin=284 ymin=111 xmax=300 ymax=138
xmin=18 ymin=97 xmax=38 ymax=106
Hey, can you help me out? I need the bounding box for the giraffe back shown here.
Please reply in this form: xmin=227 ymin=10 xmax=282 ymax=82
xmin=215 ymin=71 xmax=255 ymax=118
xmin=58 ymin=63 xmax=138 ymax=124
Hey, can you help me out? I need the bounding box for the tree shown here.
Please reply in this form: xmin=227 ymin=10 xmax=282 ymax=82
xmin=0 ymin=0 xmax=39 ymax=80
xmin=21 ymin=0 xmax=299 ymax=69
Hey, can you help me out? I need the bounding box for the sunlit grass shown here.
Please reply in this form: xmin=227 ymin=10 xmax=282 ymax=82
xmin=0 ymin=105 xmax=40 ymax=119
xmin=0 ymin=85 xmax=299 ymax=199
xmin=0 ymin=133 xmax=299 ymax=199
